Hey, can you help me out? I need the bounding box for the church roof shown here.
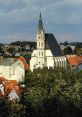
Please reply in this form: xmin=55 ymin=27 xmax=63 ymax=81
xmin=45 ymin=33 xmax=63 ymax=56
xmin=38 ymin=12 xmax=44 ymax=33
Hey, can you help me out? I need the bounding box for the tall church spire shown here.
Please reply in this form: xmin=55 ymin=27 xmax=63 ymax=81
xmin=38 ymin=12 xmax=44 ymax=33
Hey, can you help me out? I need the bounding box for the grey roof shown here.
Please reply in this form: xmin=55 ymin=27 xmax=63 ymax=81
xmin=0 ymin=59 xmax=15 ymax=66
xmin=45 ymin=33 xmax=63 ymax=56
xmin=0 ymin=59 xmax=11 ymax=66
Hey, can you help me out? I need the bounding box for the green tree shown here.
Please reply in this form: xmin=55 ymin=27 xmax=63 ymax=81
xmin=0 ymin=68 xmax=82 ymax=117
xmin=21 ymin=68 xmax=82 ymax=117
xmin=74 ymin=46 xmax=82 ymax=55
xmin=64 ymin=46 xmax=73 ymax=55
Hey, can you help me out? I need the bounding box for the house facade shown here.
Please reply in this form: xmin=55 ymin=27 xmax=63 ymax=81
xmin=30 ymin=13 xmax=67 ymax=71
xmin=0 ymin=56 xmax=28 ymax=97
xmin=0 ymin=56 xmax=28 ymax=82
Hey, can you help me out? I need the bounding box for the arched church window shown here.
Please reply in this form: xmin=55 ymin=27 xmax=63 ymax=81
xmin=41 ymin=42 xmax=43 ymax=47
xmin=38 ymin=35 xmax=40 ymax=39
xmin=39 ymin=52 xmax=40 ymax=56
xmin=42 ymin=52 xmax=43 ymax=56
xmin=39 ymin=42 xmax=40 ymax=47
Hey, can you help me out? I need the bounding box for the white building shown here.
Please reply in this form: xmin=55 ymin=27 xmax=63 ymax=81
xmin=0 ymin=57 xmax=26 ymax=82
xmin=30 ymin=13 xmax=67 ymax=71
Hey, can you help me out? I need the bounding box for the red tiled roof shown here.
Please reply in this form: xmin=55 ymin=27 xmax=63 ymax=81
xmin=0 ymin=77 xmax=23 ymax=96
xmin=0 ymin=57 xmax=28 ymax=98
xmin=17 ymin=56 xmax=29 ymax=70
xmin=66 ymin=55 xmax=82 ymax=66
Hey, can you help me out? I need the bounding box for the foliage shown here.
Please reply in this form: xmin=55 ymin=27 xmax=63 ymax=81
xmin=74 ymin=46 xmax=82 ymax=55
xmin=63 ymin=46 xmax=73 ymax=55
xmin=0 ymin=68 xmax=82 ymax=117
xmin=22 ymin=68 xmax=82 ymax=117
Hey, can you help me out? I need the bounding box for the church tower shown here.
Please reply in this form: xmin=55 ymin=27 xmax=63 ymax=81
xmin=36 ymin=12 xmax=45 ymax=68
xmin=30 ymin=12 xmax=67 ymax=71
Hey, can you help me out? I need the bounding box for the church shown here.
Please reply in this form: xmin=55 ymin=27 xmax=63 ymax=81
xmin=30 ymin=13 xmax=67 ymax=71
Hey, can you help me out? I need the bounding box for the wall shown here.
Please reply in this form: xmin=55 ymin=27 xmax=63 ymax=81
xmin=0 ymin=61 xmax=25 ymax=82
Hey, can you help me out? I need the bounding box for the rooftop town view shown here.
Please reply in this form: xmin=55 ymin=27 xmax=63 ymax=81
xmin=0 ymin=0 xmax=82 ymax=117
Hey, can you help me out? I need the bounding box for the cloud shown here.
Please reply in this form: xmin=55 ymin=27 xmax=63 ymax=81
xmin=0 ymin=0 xmax=82 ymax=25
xmin=56 ymin=33 xmax=81 ymax=42
xmin=40 ymin=0 xmax=82 ymax=25
xmin=0 ymin=0 xmax=25 ymax=13
xmin=65 ymin=0 xmax=82 ymax=5
xmin=0 ymin=0 xmax=82 ymax=43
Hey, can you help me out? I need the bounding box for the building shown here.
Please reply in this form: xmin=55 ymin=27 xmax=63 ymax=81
xmin=0 ymin=56 xmax=29 ymax=97
xmin=66 ymin=55 xmax=82 ymax=70
xmin=30 ymin=13 xmax=67 ymax=71
xmin=0 ymin=78 xmax=22 ymax=98
xmin=0 ymin=57 xmax=28 ymax=82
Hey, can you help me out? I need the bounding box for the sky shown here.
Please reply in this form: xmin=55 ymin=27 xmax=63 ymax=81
xmin=0 ymin=0 xmax=82 ymax=44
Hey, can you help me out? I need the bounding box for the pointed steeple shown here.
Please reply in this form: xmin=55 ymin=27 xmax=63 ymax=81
xmin=38 ymin=12 xmax=44 ymax=33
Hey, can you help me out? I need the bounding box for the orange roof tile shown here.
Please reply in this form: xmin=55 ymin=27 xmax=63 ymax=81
xmin=17 ymin=56 xmax=29 ymax=70
xmin=66 ymin=55 xmax=82 ymax=66
xmin=0 ymin=77 xmax=23 ymax=97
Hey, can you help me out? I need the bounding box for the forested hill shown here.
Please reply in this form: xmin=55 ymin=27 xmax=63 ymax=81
xmin=10 ymin=41 xmax=36 ymax=48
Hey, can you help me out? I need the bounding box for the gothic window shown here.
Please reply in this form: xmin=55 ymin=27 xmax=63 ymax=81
xmin=41 ymin=42 xmax=43 ymax=47
xmin=42 ymin=51 xmax=43 ymax=56
xmin=39 ymin=42 xmax=40 ymax=47
xmin=39 ymin=52 xmax=40 ymax=56
xmin=38 ymin=35 xmax=41 ymax=39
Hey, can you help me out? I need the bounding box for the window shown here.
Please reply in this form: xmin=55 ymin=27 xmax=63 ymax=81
xmin=42 ymin=52 xmax=43 ymax=56
xmin=38 ymin=35 xmax=40 ymax=39
xmin=41 ymin=42 xmax=43 ymax=47
xmin=34 ymin=54 xmax=35 ymax=56
xmin=38 ymin=42 xmax=40 ymax=47
xmin=39 ymin=52 xmax=40 ymax=56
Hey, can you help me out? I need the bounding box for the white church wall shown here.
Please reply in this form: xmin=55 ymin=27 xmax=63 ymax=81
xmin=30 ymin=50 xmax=38 ymax=71
xmin=46 ymin=57 xmax=54 ymax=68
xmin=31 ymin=50 xmax=37 ymax=57
xmin=46 ymin=50 xmax=53 ymax=57
xmin=30 ymin=57 xmax=37 ymax=71
xmin=54 ymin=56 xmax=67 ymax=68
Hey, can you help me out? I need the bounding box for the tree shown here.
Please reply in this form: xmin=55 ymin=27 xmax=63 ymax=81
xmin=21 ymin=68 xmax=82 ymax=117
xmin=74 ymin=46 xmax=82 ymax=55
xmin=64 ymin=41 xmax=69 ymax=46
xmin=64 ymin=46 xmax=73 ymax=55
xmin=0 ymin=68 xmax=82 ymax=117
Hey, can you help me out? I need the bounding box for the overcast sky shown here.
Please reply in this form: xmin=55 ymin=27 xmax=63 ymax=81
xmin=0 ymin=0 xmax=82 ymax=43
